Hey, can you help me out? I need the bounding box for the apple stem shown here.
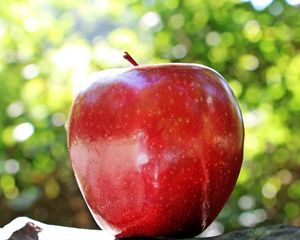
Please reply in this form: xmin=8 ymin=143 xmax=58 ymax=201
xmin=123 ymin=52 xmax=139 ymax=66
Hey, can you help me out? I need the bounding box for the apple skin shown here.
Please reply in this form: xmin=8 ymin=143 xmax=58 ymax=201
xmin=67 ymin=63 xmax=244 ymax=238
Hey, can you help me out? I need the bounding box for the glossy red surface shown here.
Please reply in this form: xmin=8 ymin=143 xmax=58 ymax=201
xmin=68 ymin=64 xmax=244 ymax=238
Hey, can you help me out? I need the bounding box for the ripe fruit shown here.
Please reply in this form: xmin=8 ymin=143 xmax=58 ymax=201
xmin=67 ymin=53 xmax=244 ymax=238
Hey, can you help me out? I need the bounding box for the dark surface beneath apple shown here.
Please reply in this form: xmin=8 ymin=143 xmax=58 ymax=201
xmin=121 ymin=224 xmax=300 ymax=240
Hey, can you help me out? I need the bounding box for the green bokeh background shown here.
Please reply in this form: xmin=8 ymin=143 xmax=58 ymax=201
xmin=1 ymin=0 xmax=300 ymax=236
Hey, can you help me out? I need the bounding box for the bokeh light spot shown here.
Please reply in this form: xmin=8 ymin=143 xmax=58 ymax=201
xmin=169 ymin=14 xmax=185 ymax=30
xmin=45 ymin=179 xmax=60 ymax=199
xmin=22 ymin=64 xmax=40 ymax=80
xmin=284 ymin=202 xmax=299 ymax=218
xmin=6 ymin=102 xmax=25 ymax=118
xmin=238 ymin=209 xmax=267 ymax=227
xmin=286 ymin=0 xmax=300 ymax=6
xmin=172 ymin=44 xmax=187 ymax=59
xmin=276 ymin=169 xmax=292 ymax=185
xmin=243 ymin=20 xmax=262 ymax=42
xmin=23 ymin=17 xmax=39 ymax=32
xmin=13 ymin=122 xmax=34 ymax=142
xmin=140 ymin=12 xmax=162 ymax=31
xmin=287 ymin=180 xmax=300 ymax=199
xmin=238 ymin=195 xmax=256 ymax=210
xmin=51 ymin=112 xmax=67 ymax=127
xmin=4 ymin=159 xmax=20 ymax=175
xmin=249 ymin=0 xmax=274 ymax=11
xmin=239 ymin=55 xmax=259 ymax=71
xmin=206 ymin=32 xmax=221 ymax=46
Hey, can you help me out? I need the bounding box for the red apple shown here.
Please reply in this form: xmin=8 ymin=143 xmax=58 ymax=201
xmin=67 ymin=53 xmax=244 ymax=238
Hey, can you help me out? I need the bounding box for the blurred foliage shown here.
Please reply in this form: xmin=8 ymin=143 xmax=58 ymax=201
xmin=1 ymin=0 xmax=300 ymax=236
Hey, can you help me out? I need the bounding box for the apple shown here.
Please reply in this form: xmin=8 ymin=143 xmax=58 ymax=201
xmin=67 ymin=52 xmax=244 ymax=238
